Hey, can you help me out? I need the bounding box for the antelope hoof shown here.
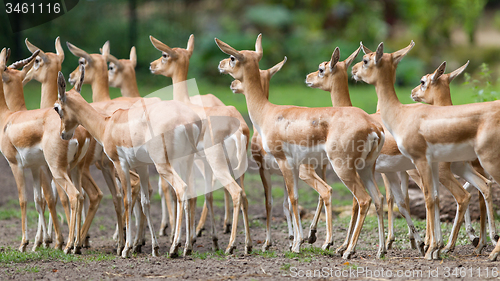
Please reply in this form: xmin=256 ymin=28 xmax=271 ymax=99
xmin=441 ymin=245 xmax=454 ymax=254
xmin=495 ymin=234 xmax=500 ymax=242
xmin=223 ymin=224 xmax=231 ymax=234
xmin=196 ymin=228 xmax=204 ymax=237
xmin=432 ymin=249 xmax=441 ymax=260
xmin=63 ymin=246 xmax=72 ymax=255
xmin=262 ymin=241 xmax=271 ymax=252
xmin=169 ymin=244 xmax=180 ymax=258
xmin=288 ymin=235 xmax=294 ymax=241
xmin=245 ymin=245 xmax=252 ymax=255
xmin=291 ymin=243 xmax=301 ymax=253
xmin=225 ymin=245 xmax=236 ymax=255
xmin=386 ymin=237 xmax=395 ymax=250
xmin=336 ymin=245 xmax=347 ymax=255
xmin=321 ymin=242 xmax=332 ymax=251
xmin=117 ymin=245 xmax=124 ymax=256
xmin=152 ymin=246 xmax=159 ymax=257
xmin=183 ymin=246 xmax=192 ymax=257
xmin=342 ymin=250 xmax=354 ymax=260
xmin=488 ymin=251 xmax=499 ymax=262
xmin=72 ymin=246 xmax=82 ymax=255
xmin=423 ymin=244 xmax=429 ymax=253
xmin=83 ymin=235 xmax=90 ymax=248
xmin=212 ymin=237 xmax=219 ymax=251
xmin=307 ymin=229 xmax=317 ymax=244
xmin=55 ymin=241 xmax=64 ymax=251
xmin=377 ymin=249 xmax=386 ymax=259
xmin=133 ymin=244 xmax=142 ymax=254
xmin=418 ymin=242 xmax=425 ymax=256
xmin=475 ymin=244 xmax=485 ymax=255
xmin=19 ymin=241 xmax=28 ymax=253
xmin=121 ymin=246 xmax=132 ymax=258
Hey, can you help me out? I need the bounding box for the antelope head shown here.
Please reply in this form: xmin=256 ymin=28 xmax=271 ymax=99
xmin=306 ymin=46 xmax=360 ymax=91
xmin=55 ymin=64 xmax=84 ymax=140
xmin=411 ymin=61 xmax=469 ymax=104
xmin=149 ymin=34 xmax=194 ymax=77
xmin=23 ymin=37 xmax=64 ymax=85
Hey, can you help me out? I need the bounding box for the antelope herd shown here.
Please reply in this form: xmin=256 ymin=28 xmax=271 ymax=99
xmin=2 ymin=33 xmax=500 ymax=261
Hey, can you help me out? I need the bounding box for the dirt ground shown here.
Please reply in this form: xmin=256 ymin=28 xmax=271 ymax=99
xmin=1 ymin=158 xmax=500 ymax=281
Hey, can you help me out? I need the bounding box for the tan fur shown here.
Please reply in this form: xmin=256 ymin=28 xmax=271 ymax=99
xmin=216 ymin=35 xmax=386 ymax=259
xmin=149 ymin=34 xmax=252 ymax=255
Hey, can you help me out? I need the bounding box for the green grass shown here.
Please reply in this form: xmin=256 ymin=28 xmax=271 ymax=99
xmin=0 ymin=247 xmax=116 ymax=264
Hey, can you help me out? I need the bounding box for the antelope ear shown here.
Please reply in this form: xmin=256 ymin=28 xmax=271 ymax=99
xmin=74 ymin=65 xmax=85 ymax=93
xmin=329 ymin=47 xmax=340 ymax=71
xmin=149 ymin=36 xmax=178 ymax=59
xmin=360 ymin=42 xmax=372 ymax=55
xmin=448 ymin=60 xmax=469 ymax=82
xmin=0 ymin=48 xmax=7 ymax=72
xmin=255 ymin=33 xmax=263 ymax=61
xmin=268 ymin=56 xmax=287 ymax=77
xmin=25 ymin=38 xmax=49 ymax=62
xmin=186 ymin=34 xmax=194 ymax=56
xmin=344 ymin=46 xmax=361 ymax=67
xmin=66 ymin=42 xmax=93 ymax=63
xmin=57 ymin=71 xmax=66 ymax=102
xmin=375 ymin=42 xmax=383 ymax=65
xmin=431 ymin=61 xmax=446 ymax=83
xmin=392 ymin=40 xmax=414 ymax=65
xmin=214 ymin=38 xmax=245 ymax=61
xmin=55 ymin=36 xmax=64 ymax=62
xmin=130 ymin=46 xmax=137 ymax=68
xmin=101 ymin=41 xmax=110 ymax=62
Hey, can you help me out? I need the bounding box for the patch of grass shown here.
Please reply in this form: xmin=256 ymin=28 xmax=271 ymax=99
xmin=99 ymin=224 xmax=107 ymax=231
xmin=0 ymin=247 xmax=115 ymax=264
xmin=192 ymin=251 xmax=209 ymax=260
xmin=15 ymin=265 xmax=39 ymax=274
xmin=252 ymin=249 xmax=277 ymax=258
xmin=281 ymin=263 xmax=291 ymax=271
xmin=284 ymin=251 xmax=300 ymax=259
xmin=249 ymin=219 xmax=264 ymax=228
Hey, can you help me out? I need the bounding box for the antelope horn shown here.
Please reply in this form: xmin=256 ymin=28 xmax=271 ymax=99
xmin=9 ymin=49 xmax=40 ymax=69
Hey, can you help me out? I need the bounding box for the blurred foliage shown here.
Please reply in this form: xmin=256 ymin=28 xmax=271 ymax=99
xmin=463 ymin=63 xmax=500 ymax=102
xmin=0 ymin=0 xmax=499 ymax=88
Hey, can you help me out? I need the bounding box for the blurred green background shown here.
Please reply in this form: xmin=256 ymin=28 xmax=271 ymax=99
xmin=1 ymin=0 xmax=500 ymax=113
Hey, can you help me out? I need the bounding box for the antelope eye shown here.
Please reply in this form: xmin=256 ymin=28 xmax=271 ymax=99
xmin=230 ymin=56 xmax=235 ymax=62
xmin=109 ymin=66 xmax=114 ymax=71
xmin=319 ymin=69 xmax=323 ymax=73
xmin=363 ymin=59 xmax=368 ymax=64
xmin=162 ymin=53 xmax=168 ymax=59
xmin=54 ymin=106 xmax=59 ymax=114
xmin=421 ymin=80 xmax=425 ymax=85
xmin=35 ymin=58 xmax=40 ymax=63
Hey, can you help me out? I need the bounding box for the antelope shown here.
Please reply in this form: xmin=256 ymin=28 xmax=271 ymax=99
xmin=66 ymin=41 xmax=162 ymax=255
xmin=411 ymin=61 xmax=497 ymax=254
xmin=56 ymin=65 xmax=203 ymax=258
xmin=230 ymin=59 xmax=337 ymax=251
xmin=216 ymin=34 xmax=386 ymax=259
xmin=150 ymin=35 xmax=252 ymax=255
xmin=23 ymin=37 xmax=103 ymax=249
xmin=0 ymin=47 xmax=89 ymax=254
xmin=4 ymin=49 xmax=107 ymax=255
xmin=23 ymin=38 xmax=132 ymax=254
xmin=105 ymin=46 xmax=177 ymax=241
xmin=305 ymin=46 xmax=424 ymax=254
xmin=351 ymin=41 xmax=500 ymax=261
